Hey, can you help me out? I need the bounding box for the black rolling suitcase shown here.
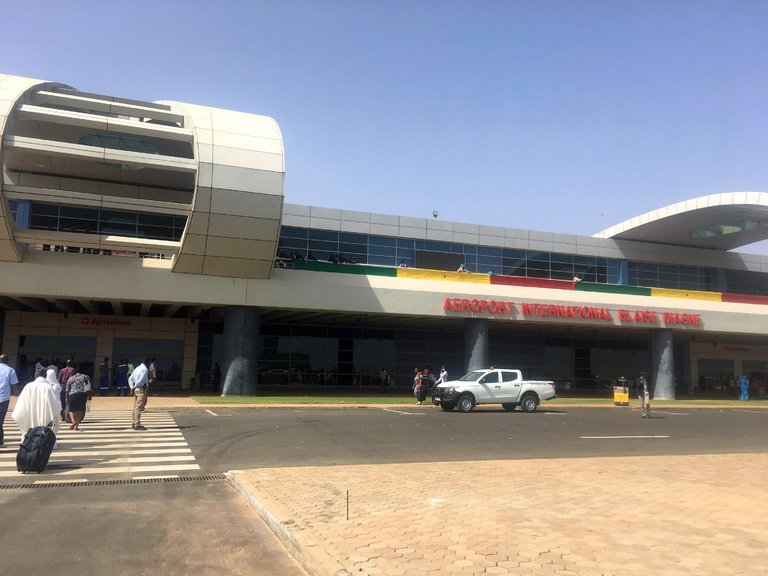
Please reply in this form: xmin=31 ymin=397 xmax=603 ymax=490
xmin=17 ymin=426 xmax=56 ymax=473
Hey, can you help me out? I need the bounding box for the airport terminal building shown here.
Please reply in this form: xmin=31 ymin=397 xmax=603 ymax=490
xmin=2 ymin=72 xmax=768 ymax=398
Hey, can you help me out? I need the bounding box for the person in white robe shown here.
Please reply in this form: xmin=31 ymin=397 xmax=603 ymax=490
xmin=46 ymin=368 xmax=63 ymax=415
xmin=12 ymin=368 xmax=60 ymax=446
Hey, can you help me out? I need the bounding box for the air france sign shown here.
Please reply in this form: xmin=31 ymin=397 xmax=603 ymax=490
xmin=443 ymin=297 xmax=702 ymax=327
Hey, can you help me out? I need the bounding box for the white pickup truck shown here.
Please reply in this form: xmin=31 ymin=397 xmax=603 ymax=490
xmin=431 ymin=368 xmax=556 ymax=413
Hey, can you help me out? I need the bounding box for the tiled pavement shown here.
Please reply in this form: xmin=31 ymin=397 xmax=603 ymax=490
xmin=231 ymin=453 xmax=768 ymax=576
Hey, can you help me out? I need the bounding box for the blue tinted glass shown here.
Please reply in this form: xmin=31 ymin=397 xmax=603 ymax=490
xmin=370 ymin=235 xmax=397 ymax=247
xmin=279 ymin=237 xmax=308 ymax=250
xmin=477 ymin=246 xmax=502 ymax=257
xmin=397 ymin=238 xmax=414 ymax=249
xmin=308 ymin=240 xmax=337 ymax=252
xmin=551 ymin=253 xmax=574 ymax=265
xmin=280 ymin=226 xmax=309 ymax=239
xmin=339 ymin=232 xmax=367 ymax=244
xmin=502 ymin=248 xmax=526 ymax=259
xmin=339 ymin=242 xmax=367 ymax=254
xmin=309 ymin=229 xmax=338 ymax=242
xmin=396 ymin=248 xmax=414 ymax=259
xmin=424 ymin=240 xmax=451 ymax=252
xmin=414 ymin=240 xmax=424 ymax=250
xmin=477 ymin=255 xmax=502 ymax=268
xmin=370 ymin=245 xmax=396 ymax=256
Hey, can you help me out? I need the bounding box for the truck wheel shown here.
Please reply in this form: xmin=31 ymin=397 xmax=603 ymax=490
xmin=501 ymin=403 xmax=517 ymax=411
xmin=441 ymin=402 xmax=456 ymax=412
xmin=457 ymin=394 xmax=475 ymax=413
xmin=521 ymin=394 xmax=539 ymax=413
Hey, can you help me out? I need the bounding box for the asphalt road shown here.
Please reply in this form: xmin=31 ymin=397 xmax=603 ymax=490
xmin=177 ymin=405 xmax=768 ymax=473
xmin=2 ymin=405 xmax=766 ymax=575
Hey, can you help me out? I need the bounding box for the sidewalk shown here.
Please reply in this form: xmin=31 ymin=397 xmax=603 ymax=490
xmin=230 ymin=454 xmax=768 ymax=576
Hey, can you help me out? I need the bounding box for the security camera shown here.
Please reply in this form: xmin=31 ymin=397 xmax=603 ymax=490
xmin=432 ymin=211 xmax=439 ymax=218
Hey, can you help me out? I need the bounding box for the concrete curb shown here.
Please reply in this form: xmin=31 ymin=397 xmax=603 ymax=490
xmin=226 ymin=471 xmax=349 ymax=576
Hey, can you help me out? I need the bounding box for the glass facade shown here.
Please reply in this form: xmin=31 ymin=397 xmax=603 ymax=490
xmin=113 ymin=338 xmax=184 ymax=387
xmin=724 ymin=269 xmax=768 ymax=296
xmin=278 ymin=225 xmax=728 ymax=290
xmin=627 ymin=261 xmax=714 ymax=291
xmin=193 ymin=320 xmax=685 ymax=393
xmin=28 ymin=202 xmax=187 ymax=241
xmin=279 ymin=226 xmax=619 ymax=283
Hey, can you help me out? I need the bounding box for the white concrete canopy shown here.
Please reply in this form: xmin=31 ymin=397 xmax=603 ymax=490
xmin=594 ymin=192 xmax=768 ymax=250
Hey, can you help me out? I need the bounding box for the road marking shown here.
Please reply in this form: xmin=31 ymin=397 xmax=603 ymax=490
xmin=134 ymin=474 xmax=179 ymax=480
xmin=382 ymin=408 xmax=424 ymax=415
xmin=646 ymin=410 xmax=689 ymax=415
xmin=733 ymin=409 xmax=768 ymax=414
xmin=205 ymin=410 xmax=218 ymax=416
xmin=2 ymin=411 xmax=199 ymax=479
xmin=580 ymin=435 xmax=670 ymax=439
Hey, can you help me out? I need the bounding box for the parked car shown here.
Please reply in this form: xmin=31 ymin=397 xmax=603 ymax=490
xmin=432 ymin=368 xmax=556 ymax=413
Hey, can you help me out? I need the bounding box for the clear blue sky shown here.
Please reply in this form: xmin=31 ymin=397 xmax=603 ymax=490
xmin=3 ymin=1 xmax=768 ymax=252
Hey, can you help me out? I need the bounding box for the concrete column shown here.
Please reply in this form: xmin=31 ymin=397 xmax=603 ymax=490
xmin=464 ymin=318 xmax=488 ymax=372
xmin=222 ymin=306 xmax=260 ymax=396
xmin=651 ymin=329 xmax=675 ymax=399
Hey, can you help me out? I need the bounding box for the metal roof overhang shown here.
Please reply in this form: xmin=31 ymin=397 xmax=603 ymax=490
xmin=594 ymin=192 xmax=768 ymax=250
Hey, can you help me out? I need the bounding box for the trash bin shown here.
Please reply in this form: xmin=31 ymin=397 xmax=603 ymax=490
xmin=613 ymin=377 xmax=629 ymax=406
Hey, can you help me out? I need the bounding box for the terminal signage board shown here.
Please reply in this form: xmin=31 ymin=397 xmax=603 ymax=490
xmin=442 ymin=297 xmax=702 ymax=327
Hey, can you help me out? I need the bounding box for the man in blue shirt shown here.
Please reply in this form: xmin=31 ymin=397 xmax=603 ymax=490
xmin=0 ymin=354 xmax=21 ymax=447
xmin=128 ymin=358 xmax=150 ymax=430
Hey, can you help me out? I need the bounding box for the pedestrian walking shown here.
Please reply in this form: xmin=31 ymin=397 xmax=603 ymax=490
xmin=98 ymin=356 xmax=110 ymax=396
xmin=65 ymin=365 xmax=92 ymax=431
xmin=0 ymin=354 xmax=21 ymax=448
xmin=128 ymin=358 xmax=151 ymax=430
xmin=435 ymin=365 xmax=448 ymax=386
xmin=637 ymin=372 xmax=651 ymax=418
xmin=412 ymin=368 xmax=425 ymax=405
xmin=12 ymin=367 xmax=61 ymax=447
xmin=57 ymin=358 xmax=75 ymax=421
xmin=211 ymin=361 xmax=221 ymax=392
xmin=739 ymin=373 xmax=749 ymax=401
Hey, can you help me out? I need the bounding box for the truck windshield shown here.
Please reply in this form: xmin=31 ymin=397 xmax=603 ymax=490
xmin=458 ymin=370 xmax=487 ymax=382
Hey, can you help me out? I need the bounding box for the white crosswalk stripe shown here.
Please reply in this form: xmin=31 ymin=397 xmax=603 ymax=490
xmin=0 ymin=411 xmax=200 ymax=480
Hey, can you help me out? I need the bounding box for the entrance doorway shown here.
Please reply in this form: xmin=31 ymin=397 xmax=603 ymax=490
xmin=18 ymin=335 xmax=96 ymax=382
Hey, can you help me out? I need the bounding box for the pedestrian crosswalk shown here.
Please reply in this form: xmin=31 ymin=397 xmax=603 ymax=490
xmin=0 ymin=411 xmax=200 ymax=480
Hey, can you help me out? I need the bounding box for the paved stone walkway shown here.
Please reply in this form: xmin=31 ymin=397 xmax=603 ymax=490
xmin=232 ymin=454 xmax=768 ymax=576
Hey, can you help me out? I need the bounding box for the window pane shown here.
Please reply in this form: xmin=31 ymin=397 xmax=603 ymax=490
xmin=369 ymin=235 xmax=396 ymax=247
xmin=339 ymin=232 xmax=367 ymax=244
xmin=309 ymin=229 xmax=338 ymax=242
xmin=60 ymin=206 xmax=98 ymax=220
xmin=100 ymin=210 xmax=137 ymax=225
xmin=424 ymin=240 xmax=451 ymax=252
xmin=59 ymin=218 xmax=98 ymax=234
xmin=281 ymin=226 xmax=309 ymax=239
xmin=138 ymin=213 xmax=175 ymax=226
xmin=29 ymin=215 xmax=59 ymax=230
xmin=309 ymin=240 xmax=337 ymax=252
xmin=477 ymin=246 xmax=502 ymax=257
xmin=31 ymin=203 xmax=59 ymax=216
